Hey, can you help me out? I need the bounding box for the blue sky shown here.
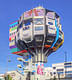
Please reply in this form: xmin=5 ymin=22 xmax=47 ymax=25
xmin=0 ymin=0 xmax=72 ymax=73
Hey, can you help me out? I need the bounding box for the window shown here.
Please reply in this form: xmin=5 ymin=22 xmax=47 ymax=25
xmin=34 ymin=18 xmax=44 ymax=25
xmin=23 ymin=62 xmax=29 ymax=66
xmin=35 ymin=26 xmax=43 ymax=31
xmin=53 ymin=72 xmax=56 ymax=74
xmin=53 ymin=67 xmax=56 ymax=69
xmin=57 ymin=72 xmax=63 ymax=74
xmin=14 ymin=32 xmax=16 ymax=34
xmin=24 ymin=20 xmax=31 ymax=26
xmin=65 ymin=71 xmax=72 ymax=74
xmin=66 ymin=74 xmax=72 ymax=78
xmin=18 ymin=33 xmax=19 ymax=37
xmin=59 ymin=31 xmax=63 ymax=39
xmin=25 ymin=21 xmax=30 ymax=26
xmin=19 ymin=23 xmax=22 ymax=28
xmin=57 ymin=69 xmax=64 ymax=71
xmin=64 ymin=62 xmax=71 ymax=65
xmin=32 ymin=72 xmax=34 ymax=75
xmin=35 ymin=36 xmax=43 ymax=42
xmin=10 ymin=33 xmax=12 ymax=36
xmin=64 ymin=65 xmax=72 ymax=68
xmin=48 ymin=22 xmax=53 ymax=25
xmin=48 ymin=27 xmax=55 ymax=30
xmin=11 ymin=40 xmax=14 ymax=42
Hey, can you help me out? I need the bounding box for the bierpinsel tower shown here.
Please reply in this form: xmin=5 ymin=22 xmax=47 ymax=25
xmin=9 ymin=6 xmax=64 ymax=79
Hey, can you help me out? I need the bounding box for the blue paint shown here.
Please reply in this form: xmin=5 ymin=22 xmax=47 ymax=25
xmin=25 ymin=21 xmax=30 ymax=26
xmin=23 ymin=26 xmax=30 ymax=30
xmin=51 ymin=19 xmax=59 ymax=48
xmin=9 ymin=22 xmax=18 ymax=27
xmin=36 ymin=63 xmax=44 ymax=66
xmin=57 ymin=72 xmax=63 ymax=74
xmin=25 ymin=59 xmax=28 ymax=61
xmin=28 ymin=55 xmax=31 ymax=59
xmin=21 ymin=72 xmax=24 ymax=75
xmin=32 ymin=70 xmax=36 ymax=72
xmin=19 ymin=24 xmax=22 ymax=28
xmin=48 ymin=22 xmax=53 ymax=25
xmin=36 ymin=64 xmax=38 ymax=66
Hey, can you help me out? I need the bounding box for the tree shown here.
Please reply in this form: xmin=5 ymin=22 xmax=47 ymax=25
xmin=0 ymin=78 xmax=2 ymax=80
xmin=53 ymin=76 xmax=56 ymax=80
xmin=5 ymin=75 xmax=12 ymax=80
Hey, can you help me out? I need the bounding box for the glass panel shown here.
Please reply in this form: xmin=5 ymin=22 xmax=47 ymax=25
xmin=57 ymin=69 xmax=64 ymax=71
xmin=34 ymin=18 xmax=44 ymax=25
xmin=64 ymin=63 xmax=72 ymax=65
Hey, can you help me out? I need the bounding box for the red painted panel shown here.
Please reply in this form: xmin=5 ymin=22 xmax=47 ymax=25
xmin=12 ymin=50 xmax=27 ymax=54
xmin=9 ymin=37 xmax=11 ymax=41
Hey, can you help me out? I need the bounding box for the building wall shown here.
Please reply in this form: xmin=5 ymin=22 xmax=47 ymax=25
xmin=5 ymin=62 xmax=72 ymax=80
xmin=52 ymin=62 xmax=72 ymax=79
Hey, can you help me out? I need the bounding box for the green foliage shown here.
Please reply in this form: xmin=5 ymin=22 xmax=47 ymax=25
xmin=53 ymin=76 xmax=56 ymax=80
xmin=4 ymin=75 xmax=12 ymax=80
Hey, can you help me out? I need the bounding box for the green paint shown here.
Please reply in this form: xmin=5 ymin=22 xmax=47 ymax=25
xmin=11 ymin=48 xmax=20 ymax=53
xmin=11 ymin=26 xmax=17 ymax=31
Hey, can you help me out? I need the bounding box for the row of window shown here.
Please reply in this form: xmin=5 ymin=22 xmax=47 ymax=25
xmin=11 ymin=18 xmax=61 ymax=34
xmin=57 ymin=72 xmax=64 ymax=74
xmin=66 ymin=74 xmax=72 ymax=78
xmin=9 ymin=39 xmax=15 ymax=42
xmin=53 ymin=63 xmax=72 ymax=70
xmin=9 ymin=31 xmax=17 ymax=36
xmin=23 ymin=26 xmax=30 ymax=30
xmin=64 ymin=65 xmax=72 ymax=68
xmin=65 ymin=71 xmax=72 ymax=74
xmin=9 ymin=24 xmax=18 ymax=28
xmin=53 ymin=72 xmax=64 ymax=74
xmin=35 ymin=26 xmax=43 ymax=31
xmin=57 ymin=69 xmax=64 ymax=71
xmin=18 ymin=18 xmax=59 ymax=26
xmin=53 ymin=71 xmax=72 ymax=75
xmin=64 ymin=62 xmax=72 ymax=65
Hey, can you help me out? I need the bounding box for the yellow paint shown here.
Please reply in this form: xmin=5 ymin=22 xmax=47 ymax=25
xmin=59 ymin=24 xmax=62 ymax=31
xmin=9 ymin=28 xmax=11 ymax=32
xmin=53 ymin=33 xmax=64 ymax=51
xmin=34 ymin=6 xmax=44 ymax=9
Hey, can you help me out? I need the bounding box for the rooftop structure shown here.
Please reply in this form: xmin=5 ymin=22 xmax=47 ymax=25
xmin=9 ymin=6 xmax=64 ymax=63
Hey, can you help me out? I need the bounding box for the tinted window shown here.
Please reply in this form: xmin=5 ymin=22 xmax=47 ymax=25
xmin=65 ymin=71 xmax=72 ymax=74
xmin=64 ymin=63 xmax=71 ymax=65
xmin=64 ymin=65 xmax=72 ymax=68
xmin=48 ymin=22 xmax=53 ymax=25
xmin=53 ymin=72 xmax=56 ymax=74
xmin=53 ymin=67 xmax=56 ymax=69
xmin=34 ymin=18 xmax=43 ymax=25
xmin=57 ymin=69 xmax=64 ymax=71
xmin=35 ymin=26 xmax=43 ymax=31
xmin=57 ymin=72 xmax=63 ymax=74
